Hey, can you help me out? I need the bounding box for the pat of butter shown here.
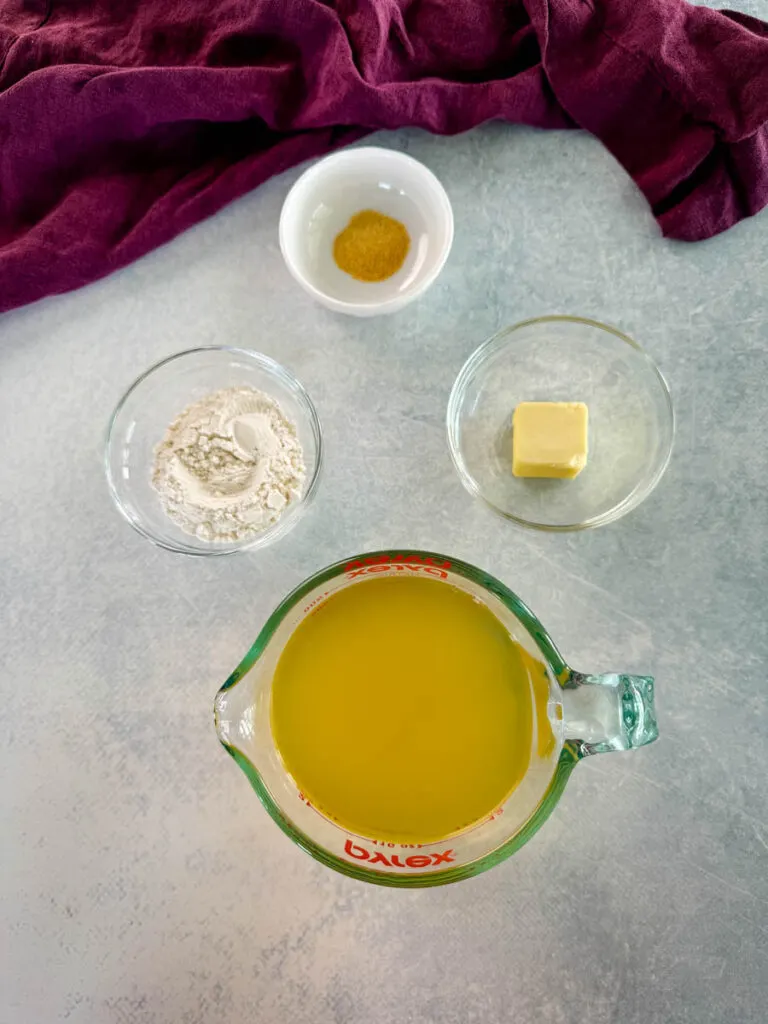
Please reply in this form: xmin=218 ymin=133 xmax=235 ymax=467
xmin=512 ymin=402 xmax=588 ymax=479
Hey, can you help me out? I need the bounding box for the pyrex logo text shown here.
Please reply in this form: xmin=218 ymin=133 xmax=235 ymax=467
xmin=344 ymin=553 xmax=452 ymax=581
xmin=344 ymin=839 xmax=455 ymax=869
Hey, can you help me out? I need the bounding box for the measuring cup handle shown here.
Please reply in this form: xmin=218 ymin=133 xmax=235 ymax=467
xmin=560 ymin=672 xmax=658 ymax=758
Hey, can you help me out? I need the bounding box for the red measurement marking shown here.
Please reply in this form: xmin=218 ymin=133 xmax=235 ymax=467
xmin=302 ymin=590 xmax=332 ymax=615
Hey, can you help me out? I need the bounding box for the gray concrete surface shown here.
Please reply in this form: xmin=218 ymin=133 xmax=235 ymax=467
xmin=2 ymin=91 xmax=767 ymax=1024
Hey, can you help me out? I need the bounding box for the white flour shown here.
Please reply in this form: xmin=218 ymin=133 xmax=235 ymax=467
xmin=151 ymin=386 xmax=306 ymax=543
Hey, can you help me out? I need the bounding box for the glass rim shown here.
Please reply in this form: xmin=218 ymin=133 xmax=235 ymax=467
xmin=446 ymin=315 xmax=676 ymax=532
xmin=104 ymin=346 xmax=324 ymax=557
xmin=215 ymin=548 xmax=581 ymax=887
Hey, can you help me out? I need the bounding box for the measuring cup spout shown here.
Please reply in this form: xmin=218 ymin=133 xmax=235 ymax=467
xmin=214 ymin=676 xmax=250 ymax=752
xmin=560 ymin=672 xmax=658 ymax=758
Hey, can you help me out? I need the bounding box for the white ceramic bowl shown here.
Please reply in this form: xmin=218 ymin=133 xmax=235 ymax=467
xmin=279 ymin=146 xmax=454 ymax=316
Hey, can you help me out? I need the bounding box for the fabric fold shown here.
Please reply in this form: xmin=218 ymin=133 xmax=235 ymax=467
xmin=0 ymin=0 xmax=766 ymax=313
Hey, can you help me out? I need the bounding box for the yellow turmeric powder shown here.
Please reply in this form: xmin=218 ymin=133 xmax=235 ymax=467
xmin=333 ymin=210 xmax=410 ymax=282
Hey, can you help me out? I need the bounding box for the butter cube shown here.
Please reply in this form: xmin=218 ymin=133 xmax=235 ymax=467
xmin=512 ymin=402 xmax=588 ymax=479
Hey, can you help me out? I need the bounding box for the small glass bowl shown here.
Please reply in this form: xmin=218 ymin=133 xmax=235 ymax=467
xmin=105 ymin=348 xmax=323 ymax=555
xmin=446 ymin=317 xmax=674 ymax=531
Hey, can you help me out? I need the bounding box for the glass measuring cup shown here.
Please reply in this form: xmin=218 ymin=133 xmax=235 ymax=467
xmin=214 ymin=550 xmax=658 ymax=887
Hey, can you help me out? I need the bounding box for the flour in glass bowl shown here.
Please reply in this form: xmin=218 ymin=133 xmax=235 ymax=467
xmin=151 ymin=386 xmax=306 ymax=543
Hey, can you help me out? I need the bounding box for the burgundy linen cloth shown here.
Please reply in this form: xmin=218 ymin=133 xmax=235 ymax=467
xmin=0 ymin=0 xmax=767 ymax=314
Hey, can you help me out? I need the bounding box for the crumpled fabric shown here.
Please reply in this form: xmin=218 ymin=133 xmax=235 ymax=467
xmin=0 ymin=0 xmax=766 ymax=313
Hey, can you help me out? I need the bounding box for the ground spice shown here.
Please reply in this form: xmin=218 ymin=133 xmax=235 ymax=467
xmin=332 ymin=209 xmax=410 ymax=282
